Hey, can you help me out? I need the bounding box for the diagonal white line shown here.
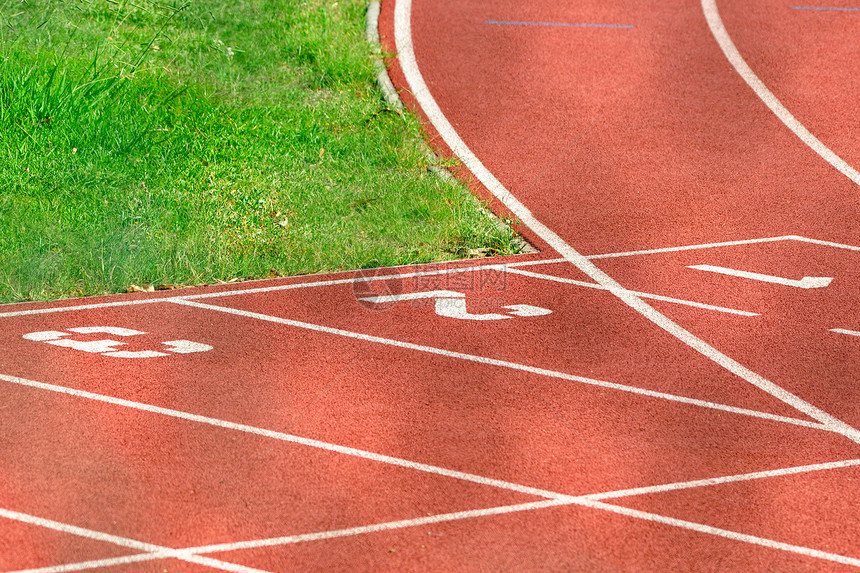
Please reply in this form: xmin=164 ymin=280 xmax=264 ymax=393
xmin=578 ymin=499 xmax=860 ymax=567
xmin=170 ymin=298 xmax=826 ymax=431
xmin=787 ymin=236 xmax=860 ymax=252
xmin=3 ymin=368 xmax=849 ymax=569
xmin=0 ymin=260 xmax=529 ymax=317
xmin=185 ymin=500 xmax=566 ymax=553
xmin=0 ymin=298 xmax=165 ymax=318
xmin=0 ymin=508 xmax=270 ymax=573
xmin=585 ymin=458 xmax=860 ymax=500
xmin=167 ymin=457 xmax=860 ymax=556
xmin=831 ymin=328 xmax=860 ymax=338
xmin=509 ymin=235 xmax=860 ymax=262
xmin=9 ymin=501 xmax=566 ymax=573
xmin=10 ymin=553 xmax=159 ymax=573
xmin=507 ymin=268 xmax=759 ymax=316
xmin=1 ymin=235 xmax=856 ymax=318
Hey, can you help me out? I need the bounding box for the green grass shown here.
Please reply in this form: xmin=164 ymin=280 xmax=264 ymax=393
xmin=0 ymin=0 xmax=523 ymax=303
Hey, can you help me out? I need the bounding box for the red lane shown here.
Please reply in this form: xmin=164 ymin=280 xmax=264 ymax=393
xmin=102 ymin=562 xmax=222 ymax=573
xmin=0 ymin=379 xmax=532 ymax=562
xmin=203 ymin=266 xmax=808 ymax=418
xmin=2 ymin=0 xmax=859 ymax=567
xmin=720 ymin=0 xmax=860 ymax=170
xmin=208 ymin=502 xmax=858 ymax=572
xmin=382 ymin=0 xmax=860 ymax=253
xmin=0 ymin=285 xmax=854 ymax=497
xmin=375 ymin=0 xmax=860 ymax=567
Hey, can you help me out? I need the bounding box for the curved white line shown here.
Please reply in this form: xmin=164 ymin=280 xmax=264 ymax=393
xmin=393 ymin=0 xmax=860 ymax=443
xmin=702 ymin=0 xmax=860 ymax=186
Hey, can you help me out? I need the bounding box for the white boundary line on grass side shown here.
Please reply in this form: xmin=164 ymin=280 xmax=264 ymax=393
xmin=168 ymin=299 xmax=826 ymax=430
xmin=0 ymin=508 xmax=270 ymax=573
xmin=0 ymin=261 xmax=520 ymax=317
xmin=702 ymin=0 xmax=860 ymax=187
xmin=2 ymin=235 xmax=857 ymax=319
xmin=393 ymin=0 xmax=860 ymax=444
xmin=16 ymin=459 xmax=860 ymax=573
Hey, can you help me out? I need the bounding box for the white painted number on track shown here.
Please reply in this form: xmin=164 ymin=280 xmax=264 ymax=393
xmin=359 ymin=290 xmax=552 ymax=321
xmin=22 ymin=327 xmax=213 ymax=358
xmin=688 ymin=264 xmax=833 ymax=289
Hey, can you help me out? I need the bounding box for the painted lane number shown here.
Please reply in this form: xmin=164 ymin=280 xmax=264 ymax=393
xmin=360 ymin=290 xmax=552 ymax=321
xmin=23 ymin=327 xmax=212 ymax=358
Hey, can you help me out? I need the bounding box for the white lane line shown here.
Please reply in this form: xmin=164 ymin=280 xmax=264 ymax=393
xmin=359 ymin=290 xmax=464 ymax=303
xmin=585 ymin=458 xmax=860 ymax=501
xmin=580 ymin=499 xmax=860 ymax=567
xmin=794 ymin=236 xmax=860 ymax=251
xmin=507 ymin=268 xmax=760 ymax=316
xmin=0 ymin=260 xmax=524 ymax=317
xmin=540 ymin=235 xmax=860 ymax=262
xmin=0 ymin=508 xmax=271 ymax=573
xmin=0 ymin=373 xmax=567 ymax=501
xmin=0 ymin=298 xmax=165 ymax=318
xmin=393 ymin=0 xmax=860 ymax=444
xmin=11 ymin=553 xmax=158 ymax=573
xmin=170 ymin=299 xmax=826 ymax=431
xmin=831 ymin=328 xmax=860 ymax=338
xmin=21 ymin=457 xmax=860 ymax=573
xmin=586 ymin=236 xmax=798 ymax=260
xmin=11 ymin=501 xmax=567 ymax=573
xmin=702 ymin=0 xmax=860 ymax=187
xmin=185 ymin=500 xmax=566 ymax=553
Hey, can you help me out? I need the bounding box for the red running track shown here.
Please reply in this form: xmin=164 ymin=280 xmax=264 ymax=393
xmin=2 ymin=0 xmax=860 ymax=570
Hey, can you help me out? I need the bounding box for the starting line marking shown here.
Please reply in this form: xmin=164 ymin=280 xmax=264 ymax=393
xmin=2 ymin=364 xmax=858 ymax=571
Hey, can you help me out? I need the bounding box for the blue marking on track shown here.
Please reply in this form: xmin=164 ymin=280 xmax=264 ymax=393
xmin=485 ymin=20 xmax=635 ymax=29
xmin=791 ymin=5 xmax=860 ymax=10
